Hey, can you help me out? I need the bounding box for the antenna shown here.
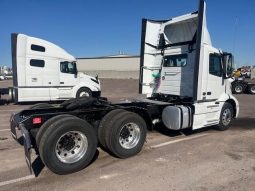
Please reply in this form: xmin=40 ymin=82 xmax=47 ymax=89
xmin=232 ymin=16 xmax=239 ymax=68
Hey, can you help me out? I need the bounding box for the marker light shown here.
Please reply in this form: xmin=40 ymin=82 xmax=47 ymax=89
xmin=33 ymin=117 xmax=42 ymax=124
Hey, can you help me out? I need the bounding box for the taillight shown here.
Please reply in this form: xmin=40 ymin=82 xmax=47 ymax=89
xmin=33 ymin=117 xmax=42 ymax=124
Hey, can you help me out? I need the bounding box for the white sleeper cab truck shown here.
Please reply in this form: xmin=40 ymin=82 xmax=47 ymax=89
xmin=11 ymin=0 xmax=238 ymax=175
xmin=10 ymin=33 xmax=101 ymax=103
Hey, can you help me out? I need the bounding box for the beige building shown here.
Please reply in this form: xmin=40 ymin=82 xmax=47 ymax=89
xmin=76 ymin=55 xmax=140 ymax=79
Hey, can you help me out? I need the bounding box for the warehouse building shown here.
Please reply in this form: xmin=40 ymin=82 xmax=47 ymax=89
xmin=76 ymin=54 xmax=140 ymax=79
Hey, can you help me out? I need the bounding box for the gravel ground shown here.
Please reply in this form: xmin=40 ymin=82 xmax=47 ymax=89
xmin=0 ymin=79 xmax=254 ymax=191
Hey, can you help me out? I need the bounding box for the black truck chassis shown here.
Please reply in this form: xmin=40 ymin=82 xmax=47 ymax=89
xmin=10 ymin=96 xmax=181 ymax=175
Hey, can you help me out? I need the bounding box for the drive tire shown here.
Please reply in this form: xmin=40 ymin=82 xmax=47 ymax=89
xmin=36 ymin=114 xmax=75 ymax=153
xmin=39 ymin=116 xmax=97 ymax=175
xmin=98 ymin=109 xmax=128 ymax=150
xmin=76 ymin=87 xmax=92 ymax=98
xmin=216 ymin=102 xmax=233 ymax=131
xmin=232 ymin=83 xmax=244 ymax=94
xmin=104 ymin=111 xmax=147 ymax=159
xmin=248 ymin=84 xmax=255 ymax=94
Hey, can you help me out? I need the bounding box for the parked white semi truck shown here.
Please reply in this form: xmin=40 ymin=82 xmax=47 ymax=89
xmin=10 ymin=0 xmax=239 ymax=175
xmin=0 ymin=34 xmax=101 ymax=103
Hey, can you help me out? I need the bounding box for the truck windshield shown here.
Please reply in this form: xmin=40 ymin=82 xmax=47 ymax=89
xmin=60 ymin=61 xmax=77 ymax=74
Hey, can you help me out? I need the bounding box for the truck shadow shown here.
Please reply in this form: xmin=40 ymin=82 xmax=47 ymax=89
xmin=0 ymin=100 xmax=63 ymax=106
xmin=0 ymin=99 xmax=10 ymax=105
xmin=154 ymin=122 xmax=212 ymax=137
xmin=16 ymin=101 xmax=64 ymax=106
xmin=154 ymin=117 xmax=255 ymax=137
xmin=229 ymin=117 xmax=255 ymax=131
xmin=31 ymin=149 xmax=100 ymax=177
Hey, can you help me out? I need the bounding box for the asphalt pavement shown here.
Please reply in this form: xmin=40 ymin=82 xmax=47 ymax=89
xmin=0 ymin=79 xmax=254 ymax=191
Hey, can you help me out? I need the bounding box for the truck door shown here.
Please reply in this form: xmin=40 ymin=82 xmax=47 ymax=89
xmin=25 ymin=59 xmax=44 ymax=87
xmin=59 ymin=61 xmax=78 ymax=98
xmin=25 ymin=60 xmax=51 ymax=101
xmin=21 ymin=36 xmax=51 ymax=101
xmin=45 ymin=59 xmax=60 ymax=100
xmin=205 ymin=51 xmax=225 ymax=100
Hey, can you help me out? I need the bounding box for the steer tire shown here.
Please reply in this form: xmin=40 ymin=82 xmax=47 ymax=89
xmin=76 ymin=87 xmax=92 ymax=98
xmin=98 ymin=109 xmax=128 ymax=150
xmin=39 ymin=116 xmax=97 ymax=175
xmin=104 ymin=112 xmax=147 ymax=159
xmin=216 ymin=102 xmax=234 ymax=131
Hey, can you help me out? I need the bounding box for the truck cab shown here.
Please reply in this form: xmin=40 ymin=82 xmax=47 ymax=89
xmin=11 ymin=34 xmax=101 ymax=103
xmin=139 ymin=0 xmax=239 ymax=129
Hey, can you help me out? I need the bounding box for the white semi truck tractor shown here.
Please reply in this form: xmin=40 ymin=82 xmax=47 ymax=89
xmin=10 ymin=0 xmax=239 ymax=175
xmin=0 ymin=34 xmax=101 ymax=103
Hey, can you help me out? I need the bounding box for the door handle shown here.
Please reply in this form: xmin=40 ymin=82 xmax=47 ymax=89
xmin=203 ymin=92 xmax=212 ymax=95
xmin=60 ymin=82 xmax=64 ymax=84
xmin=164 ymin=72 xmax=180 ymax=75
xmin=32 ymin=78 xmax=37 ymax=82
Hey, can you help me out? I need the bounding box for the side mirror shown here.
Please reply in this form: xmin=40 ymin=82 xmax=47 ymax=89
xmin=73 ymin=62 xmax=78 ymax=78
xmin=223 ymin=54 xmax=234 ymax=79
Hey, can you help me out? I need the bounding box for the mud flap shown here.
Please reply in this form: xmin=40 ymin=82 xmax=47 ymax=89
xmin=20 ymin=124 xmax=33 ymax=174
xmin=10 ymin=113 xmax=17 ymax=139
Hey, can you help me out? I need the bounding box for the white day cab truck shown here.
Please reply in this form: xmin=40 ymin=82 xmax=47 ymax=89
xmin=0 ymin=34 xmax=101 ymax=103
xmin=11 ymin=0 xmax=239 ymax=175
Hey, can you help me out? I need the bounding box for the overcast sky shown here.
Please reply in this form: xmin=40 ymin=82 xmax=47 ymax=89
xmin=0 ymin=0 xmax=254 ymax=67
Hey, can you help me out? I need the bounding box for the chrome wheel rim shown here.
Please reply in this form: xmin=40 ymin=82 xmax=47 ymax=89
xmin=80 ymin=92 xmax=90 ymax=97
xmin=119 ymin=123 xmax=140 ymax=149
xmin=235 ymin=86 xmax=242 ymax=93
xmin=222 ymin=108 xmax=232 ymax=126
xmin=251 ymin=86 xmax=255 ymax=93
xmin=55 ymin=131 xmax=88 ymax=163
